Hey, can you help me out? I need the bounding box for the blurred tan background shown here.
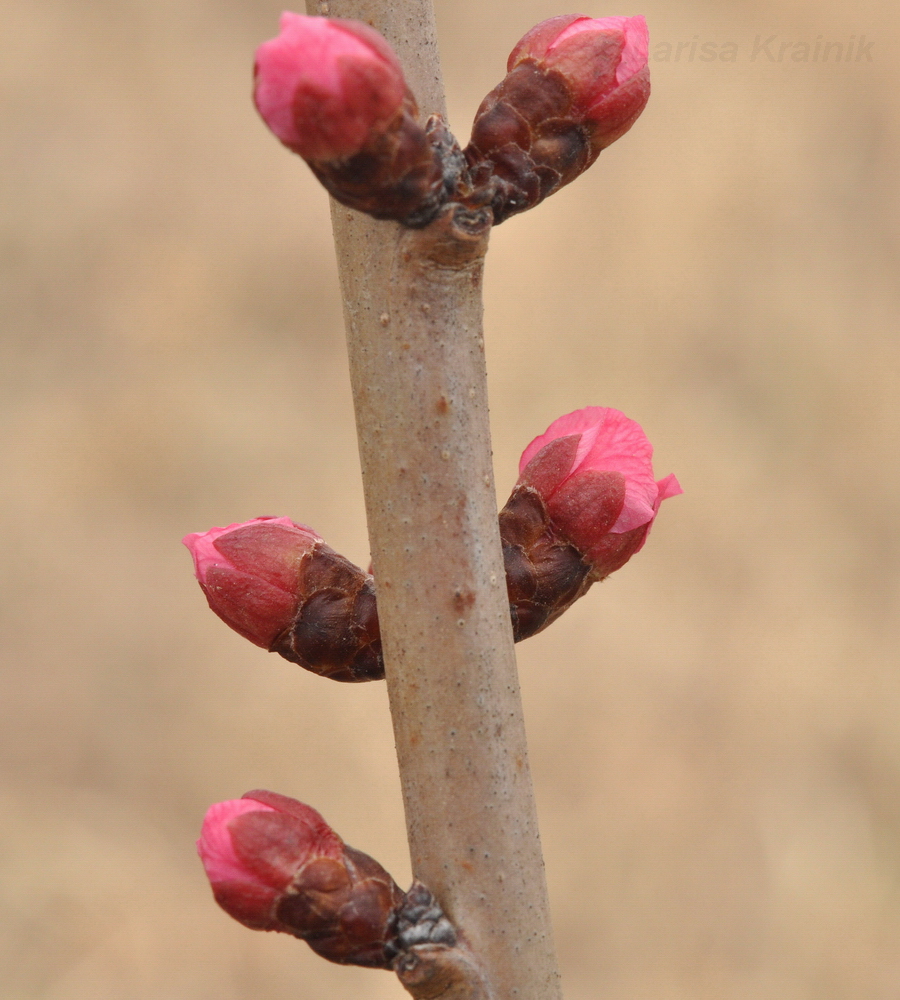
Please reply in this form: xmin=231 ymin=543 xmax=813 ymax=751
xmin=2 ymin=0 xmax=898 ymax=996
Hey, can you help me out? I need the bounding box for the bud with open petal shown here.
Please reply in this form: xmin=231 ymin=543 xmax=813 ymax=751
xmin=253 ymin=13 xmax=454 ymax=227
xmin=198 ymin=790 xmax=405 ymax=967
xmin=466 ymin=14 xmax=650 ymax=224
xmin=183 ymin=517 xmax=382 ymax=682
xmin=500 ymin=407 xmax=680 ymax=637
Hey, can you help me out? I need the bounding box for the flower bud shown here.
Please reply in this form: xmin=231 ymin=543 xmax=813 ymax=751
xmin=185 ymin=427 xmax=676 ymax=676
xmin=500 ymin=407 xmax=680 ymax=637
xmin=197 ymin=790 xmax=405 ymax=967
xmin=509 ymin=15 xmax=650 ymax=148
xmin=466 ymin=15 xmax=650 ymax=224
xmin=183 ymin=517 xmax=382 ymax=682
xmin=254 ymin=13 xmax=406 ymax=162
xmin=253 ymin=13 xmax=453 ymax=227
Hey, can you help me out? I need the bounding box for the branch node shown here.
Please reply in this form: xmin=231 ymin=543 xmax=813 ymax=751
xmin=402 ymin=202 xmax=491 ymax=271
xmin=390 ymin=881 xmax=493 ymax=1000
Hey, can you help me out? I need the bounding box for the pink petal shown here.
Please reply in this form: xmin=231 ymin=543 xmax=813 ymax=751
xmin=655 ymin=473 xmax=683 ymax=505
xmin=507 ymin=13 xmax=588 ymax=70
xmin=609 ymin=491 xmax=657 ymax=533
xmin=574 ymin=410 xmax=656 ymax=532
xmin=615 ymin=17 xmax=649 ymax=85
xmin=548 ymin=15 xmax=630 ymax=51
xmin=545 ymin=15 xmax=648 ymax=88
xmin=519 ymin=407 xmax=610 ymax=474
xmin=182 ymin=516 xmax=319 ymax=586
xmin=197 ymin=799 xmax=277 ymax=886
xmin=623 ymin=472 xmax=683 ymax=556
xmin=519 ymin=408 xmax=659 ymax=533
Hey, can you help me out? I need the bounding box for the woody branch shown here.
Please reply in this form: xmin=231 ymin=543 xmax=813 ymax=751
xmin=188 ymin=5 xmax=674 ymax=999
xmin=302 ymin=2 xmax=561 ymax=997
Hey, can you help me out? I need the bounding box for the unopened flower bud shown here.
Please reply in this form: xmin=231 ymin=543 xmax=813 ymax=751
xmin=183 ymin=517 xmax=382 ymax=682
xmin=253 ymin=13 xmax=455 ymax=227
xmin=509 ymin=14 xmax=650 ymax=148
xmin=185 ymin=427 xmax=676 ymax=676
xmin=500 ymin=407 xmax=680 ymax=637
xmin=254 ymin=13 xmax=405 ymax=161
xmin=466 ymin=14 xmax=650 ymax=224
xmin=198 ymin=790 xmax=405 ymax=967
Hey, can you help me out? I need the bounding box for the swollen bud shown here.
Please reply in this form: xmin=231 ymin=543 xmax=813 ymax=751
xmin=253 ymin=13 xmax=455 ymax=227
xmin=182 ymin=517 xmax=382 ymax=682
xmin=253 ymin=13 xmax=405 ymax=162
xmin=501 ymin=407 xmax=680 ymax=638
xmin=466 ymin=15 xmax=651 ymax=224
xmin=185 ymin=416 xmax=679 ymax=674
xmin=197 ymin=791 xmax=405 ymax=967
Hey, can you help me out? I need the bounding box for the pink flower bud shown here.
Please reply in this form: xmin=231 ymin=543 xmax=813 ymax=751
xmin=183 ymin=517 xmax=383 ymax=682
xmin=509 ymin=14 xmax=650 ymax=150
xmin=466 ymin=14 xmax=651 ymax=223
xmin=183 ymin=517 xmax=323 ymax=649
xmin=253 ymin=13 xmax=407 ymax=161
xmin=198 ymin=790 xmax=405 ymax=967
xmin=252 ymin=13 xmax=451 ymax=227
xmin=517 ymin=407 xmax=681 ymax=580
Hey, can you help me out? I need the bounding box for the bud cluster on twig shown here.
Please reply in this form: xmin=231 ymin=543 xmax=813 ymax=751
xmin=184 ymin=408 xmax=680 ymax=682
xmin=198 ymin=789 xmax=491 ymax=996
xmin=253 ymin=11 xmax=651 ymax=227
xmin=191 ymin=13 xmax=682 ymax=996
xmin=198 ymin=790 xmax=403 ymax=966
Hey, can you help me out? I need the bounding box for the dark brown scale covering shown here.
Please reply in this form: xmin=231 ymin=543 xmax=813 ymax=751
xmin=464 ymin=61 xmax=595 ymax=225
xmin=386 ymin=879 xmax=457 ymax=957
xmin=305 ymin=62 xmax=607 ymax=229
xmin=276 ymin=845 xmax=406 ymax=967
xmin=499 ymin=484 xmax=594 ymax=640
xmin=308 ymin=94 xmax=466 ymax=229
xmin=304 ymin=63 xmax=599 ymax=230
xmin=270 ymin=542 xmax=383 ymax=682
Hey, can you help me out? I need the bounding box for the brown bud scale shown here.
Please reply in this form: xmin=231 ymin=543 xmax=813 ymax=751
xmin=269 ymin=490 xmax=595 ymax=681
xmin=464 ymin=61 xmax=594 ymax=225
xmin=309 ymin=95 xmax=464 ymax=228
xmin=387 ymin=880 xmax=457 ymax=958
xmin=270 ymin=541 xmax=382 ymax=682
xmin=498 ymin=484 xmax=594 ymax=640
xmin=388 ymin=884 xmax=493 ymax=1000
xmin=275 ymin=844 xmax=406 ymax=967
